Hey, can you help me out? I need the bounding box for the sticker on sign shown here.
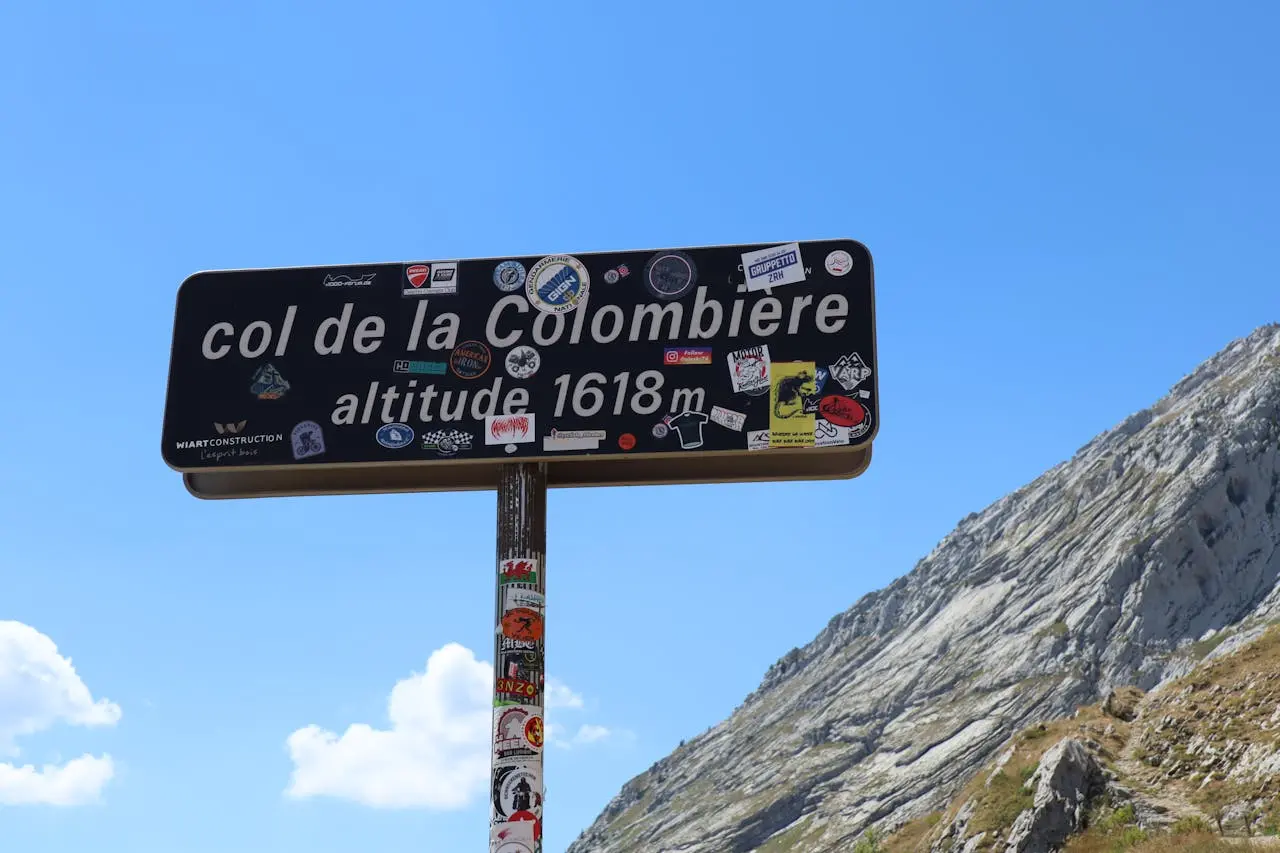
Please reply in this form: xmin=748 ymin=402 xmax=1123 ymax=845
xmin=742 ymin=242 xmax=806 ymax=291
xmin=710 ymin=405 xmax=746 ymax=432
xmin=485 ymin=414 xmax=536 ymax=445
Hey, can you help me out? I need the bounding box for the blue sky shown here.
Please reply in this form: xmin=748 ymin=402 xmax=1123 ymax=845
xmin=1 ymin=2 xmax=1277 ymax=851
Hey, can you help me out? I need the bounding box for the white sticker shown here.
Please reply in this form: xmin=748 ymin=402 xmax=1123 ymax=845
xmin=829 ymin=352 xmax=872 ymax=392
xmin=493 ymin=761 xmax=543 ymax=822
xmin=814 ymin=419 xmax=850 ymax=447
xmin=542 ymin=428 xmax=604 ymax=452
xmin=502 ymin=587 xmax=545 ymax=612
xmin=505 ymin=345 xmax=540 ymax=380
xmin=742 ymin=242 xmax=806 ymax=291
xmin=485 ymin=414 xmax=536 ymax=445
xmin=550 ymin=429 xmax=605 ymax=440
xmin=543 ymin=436 xmax=599 ymax=451
xmin=491 ymin=820 xmax=537 ymax=853
xmin=492 ymin=704 xmax=544 ymax=760
xmin=710 ymin=406 xmax=746 ymax=432
xmin=825 ymin=250 xmax=853 ymax=277
xmin=746 ymin=429 xmax=770 ymax=451
xmin=727 ymin=345 xmax=771 ymax=395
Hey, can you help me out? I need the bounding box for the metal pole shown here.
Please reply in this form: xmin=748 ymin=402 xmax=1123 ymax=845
xmin=490 ymin=463 xmax=548 ymax=853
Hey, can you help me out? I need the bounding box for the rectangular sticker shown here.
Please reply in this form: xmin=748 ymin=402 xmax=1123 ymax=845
xmin=769 ymin=361 xmax=817 ymax=448
xmin=543 ymin=436 xmax=599 ymax=451
xmin=664 ymin=347 xmax=713 ymax=366
xmin=485 ymin=414 xmax=536 ymax=445
xmin=502 ymin=587 xmax=545 ymax=612
xmin=402 ymin=262 xmax=459 ymax=297
xmin=542 ymin=427 xmax=604 ymax=452
xmin=814 ymin=419 xmax=850 ymax=447
xmin=742 ymin=242 xmax=806 ymax=291
xmin=498 ymin=557 xmax=539 ymax=586
xmin=727 ymin=345 xmax=771 ymax=394
xmin=710 ymin=405 xmax=746 ymax=432
xmin=746 ymin=429 xmax=770 ymax=451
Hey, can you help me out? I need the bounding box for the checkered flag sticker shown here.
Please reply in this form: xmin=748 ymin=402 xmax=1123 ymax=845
xmin=421 ymin=429 xmax=473 ymax=456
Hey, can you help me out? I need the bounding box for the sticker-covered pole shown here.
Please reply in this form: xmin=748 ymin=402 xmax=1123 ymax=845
xmin=490 ymin=463 xmax=548 ymax=853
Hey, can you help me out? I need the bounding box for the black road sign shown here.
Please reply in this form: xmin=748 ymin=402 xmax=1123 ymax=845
xmin=161 ymin=239 xmax=877 ymax=498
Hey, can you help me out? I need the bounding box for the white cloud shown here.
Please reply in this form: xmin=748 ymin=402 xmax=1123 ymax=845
xmin=284 ymin=643 xmax=618 ymax=809
xmin=0 ymin=621 xmax=121 ymax=806
xmin=545 ymin=722 xmax=627 ymax=749
xmin=544 ymin=678 xmax=584 ymax=710
xmin=0 ymin=755 xmax=116 ymax=806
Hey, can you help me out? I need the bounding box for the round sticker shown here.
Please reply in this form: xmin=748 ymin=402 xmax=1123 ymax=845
xmin=523 ymin=715 xmax=544 ymax=749
xmin=505 ymin=345 xmax=541 ymax=380
xmin=450 ymin=341 xmax=492 ymax=379
xmin=375 ymin=423 xmax=414 ymax=449
xmin=494 ymin=261 xmax=527 ymax=293
xmin=651 ymin=423 xmax=669 ymax=439
xmin=618 ymin=433 xmax=636 ymax=450
xmin=493 ymin=763 xmax=543 ymax=821
xmin=526 ymin=255 xmax=590 ymax=315
xmin=603 ymin=269 xmax=620 ymax=284
xmin=644 ymin=251 xmax=697 ymax=300
xmin=818 ymin=395 xmax=865 ymax=428
xmin=825 ymin=250 xmax=853 ymax=277
xmin=501 ymin=607 xmax=544 ymax=642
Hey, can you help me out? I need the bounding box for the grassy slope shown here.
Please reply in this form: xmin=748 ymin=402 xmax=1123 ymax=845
xmin=874 ymin=626 xmax=1280 ymax=853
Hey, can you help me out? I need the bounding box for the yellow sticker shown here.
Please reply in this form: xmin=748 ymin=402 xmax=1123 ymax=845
xmin=769 ymin=361 xmax=817 ymax=448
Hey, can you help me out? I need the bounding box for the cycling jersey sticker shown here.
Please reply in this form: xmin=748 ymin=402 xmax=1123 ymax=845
xmin=667 ymin=410 xmax=709 ymax=450
xmin=291 ymin=420 xmax=326 ymax=460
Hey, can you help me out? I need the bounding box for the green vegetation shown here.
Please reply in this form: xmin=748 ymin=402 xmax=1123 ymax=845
xmin=1036 ymin=620 xmax=1070 ymax=640
xmin=1187 ymin=632 xmax=1229 ymax=660
xmin=967 ymin=764 xmax=1037 ymax=837
xmin=851 ymin=827 xmax=884 ymax=853
xmin=882 ymin=626 xmax=1280 ymax=852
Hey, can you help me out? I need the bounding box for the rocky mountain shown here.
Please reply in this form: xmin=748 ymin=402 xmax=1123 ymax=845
xmin=886 ymin=622 xmax=1280 ymax=852
xmin=566 ymin=323 xmax=1280 ymax=853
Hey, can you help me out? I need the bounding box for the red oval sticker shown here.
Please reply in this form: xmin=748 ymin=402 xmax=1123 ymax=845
xmin=819 ymin=395 xmax=866 ymax=428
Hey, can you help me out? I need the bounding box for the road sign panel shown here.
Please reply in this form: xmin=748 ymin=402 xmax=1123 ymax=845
xmin=161 ymin=239 xmax=876 ymax=497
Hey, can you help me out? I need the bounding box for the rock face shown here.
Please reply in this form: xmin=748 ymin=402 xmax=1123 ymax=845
xmin=1003 ymin=739 xmax=1104 ymax=853
xmin=566 ymin=324 xmax=1280 ymax=853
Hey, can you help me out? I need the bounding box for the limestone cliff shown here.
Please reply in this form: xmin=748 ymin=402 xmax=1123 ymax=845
xmin=566 ymin=324 xmax=1280 ymax=853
